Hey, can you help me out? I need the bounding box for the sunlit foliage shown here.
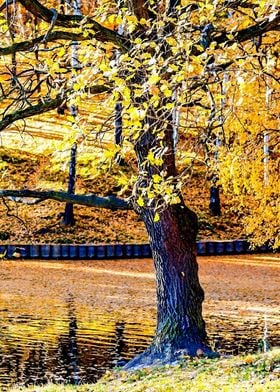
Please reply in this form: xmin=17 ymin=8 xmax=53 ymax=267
xmin=0 ymin=0 xmax=279 ymax=247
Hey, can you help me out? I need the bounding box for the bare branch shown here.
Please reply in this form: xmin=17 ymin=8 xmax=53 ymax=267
xmin=0 ymin=0 xmax=14 ymax=12
xmin=0 ymin=94 xmax=65 ymax=131
xmin=0 ymin=31 xmax=89 ymax=56
xmin=222 ymin=1 xmax=258 ymax=10
xmin=216 ymin=10 xmax=280 ymax=45
xmin=0 ymin=189 xmax=131 ymax=210
xmin=1 ymin=195 xmax=29 ymax=230
xmin=42 ymin=8 xmax=58 ymax=43
xmin=0 ymin=85 xmax=109 ymax=131
xmin=16 ymin=0 xmax=128 ymax=51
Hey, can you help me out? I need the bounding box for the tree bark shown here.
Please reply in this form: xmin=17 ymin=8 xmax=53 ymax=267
xmin=125 ymin=201 xmax=212 ymax=369
xmin=62 ymin=143 xmax=77 ymax=227
xmin=125 ymin=106 xmax=214 ymax=368
xmin=0 ymin=189 xmax=130 ymax=209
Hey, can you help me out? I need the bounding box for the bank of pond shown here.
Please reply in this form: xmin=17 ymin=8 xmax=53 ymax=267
xmin=9 ymin=350 xmax=280 ymax=392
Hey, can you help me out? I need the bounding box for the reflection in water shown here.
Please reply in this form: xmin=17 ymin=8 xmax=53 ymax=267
xmin=21 ymin=343 xmax=47 ymax=386
xmin=0 ymin=299 xmax=153 ymax=390
xmin=0 ymin=300 xmax=155 ymax=390
xmin=1 ymin=307 xmax=279 ymax=390
xmin=111 ymin=321 xmax=126 ymax=366
xmin=55 ymin=294 xmax=79 ymax=385
xmin=0 ymin=255 xmax=279 ymax=390
xmin=206 ymin=315 xmax=279 ymax=355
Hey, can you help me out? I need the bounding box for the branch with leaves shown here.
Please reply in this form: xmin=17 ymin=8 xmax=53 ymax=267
xmin=216 ymin=10 xmax=280 ymax=45
xmin=15 ymin=0 xmax=129 ymax=51
xmin=2 ymin=0 xmax=277 ymax=59
xmin=0 ymin=0 xmax=279 ymax=250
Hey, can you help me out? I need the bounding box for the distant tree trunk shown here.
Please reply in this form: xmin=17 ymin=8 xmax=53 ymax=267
xmin=114 ymin=102 xmax=125 ymax=165
xmin=209 ymin=184 xmax=221 ymax=216
xmin=61 ymin=143 xmax=77 ymax=226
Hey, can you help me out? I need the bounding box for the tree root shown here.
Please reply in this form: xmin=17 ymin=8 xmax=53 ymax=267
xmin=124 ymin=341 xmax=218 ymax=371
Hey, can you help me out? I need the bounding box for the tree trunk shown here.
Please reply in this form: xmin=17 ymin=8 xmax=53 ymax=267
xmin=209 ymin=185 xmax=221 ymax=216
xmin=61 ymin=143 xmax=77 ymax=226
xmin=124 ymin=103 xmax=214 ymax=369
xmin=125 ymin=201 xmax=213 ymax=369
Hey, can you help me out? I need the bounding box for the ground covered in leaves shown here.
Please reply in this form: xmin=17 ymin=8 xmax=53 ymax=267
xmin=0 ymin=148 xmax=245 ymax=244
xmin=10 ymin=350 xmax=280 ymax=392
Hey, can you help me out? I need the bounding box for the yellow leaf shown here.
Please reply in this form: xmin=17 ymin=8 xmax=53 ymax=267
xmin=108 ymin=15 xmax=116 ymax=24
xmin=66 ymin=115 xmax=76 ymax=123
xmin=165 ymin=102 xmax=175 ymax=110
xmin=170 ymin=195 xmax=181 ymax=205
xmin=166 ymin=37 xmax=177 ymax=47
xmin=137 ymin=196 xmax=145 ymax=207
xmin=122 ymin=86 xmax=131 ymax=103
xmin=57 ymin=47 xmax=66 ymax=57
xmin=160 ymin=84 xmax=172 ymax=98
xmin=230 ymin=42 xmax=238 ymax=51
xmin=99 ymin=62 xmax=110 ymax=72
xmin=103 ymin=149 xmax=116 ymax=159
xmin=147 ymin=151 xmax=163 ymax=166
xmin=154 ymin=212 xmax=160 ymax=222
xmin=152 ymin=174 xmax=162 ymax=183
xmin=140 ymin=18 xmax=148 ymax=25
xmin=148 ymin=74 xmax=160 ymax=85
xmin=73 ymin=83 xmax=81 ymax=92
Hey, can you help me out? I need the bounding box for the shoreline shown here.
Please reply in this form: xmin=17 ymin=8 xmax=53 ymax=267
xmin=0 ymin=239 xmax=277 ymax=260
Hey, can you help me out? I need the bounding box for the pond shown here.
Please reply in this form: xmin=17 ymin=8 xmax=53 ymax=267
xmin=0 ymin=255 xmax=279 ymax=390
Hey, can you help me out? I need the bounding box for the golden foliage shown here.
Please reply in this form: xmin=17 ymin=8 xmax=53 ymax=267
xmin=0 ymin=0 xmax=279 ymax=246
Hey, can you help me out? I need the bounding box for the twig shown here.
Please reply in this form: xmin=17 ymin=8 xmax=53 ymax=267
xmin=1 ymin=195 xmax=29 ymax=230
xmin=42 ymin=8 xmax=58 ymax=43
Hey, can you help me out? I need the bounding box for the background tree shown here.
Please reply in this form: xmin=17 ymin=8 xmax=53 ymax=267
xmin=0 ymin=0 xmax=279 ymax=368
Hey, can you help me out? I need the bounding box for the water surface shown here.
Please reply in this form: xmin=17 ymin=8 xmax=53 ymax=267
xmin=0 ymin=255 xmax=279 ymax=390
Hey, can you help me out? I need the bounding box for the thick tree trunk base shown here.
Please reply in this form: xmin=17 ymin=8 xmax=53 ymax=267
xmin=124 ymin=341 xmax=218 ymax=371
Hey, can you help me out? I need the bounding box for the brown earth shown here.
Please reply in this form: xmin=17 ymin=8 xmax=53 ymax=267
xmin=0 ymin=147 xmax=243 ymax=244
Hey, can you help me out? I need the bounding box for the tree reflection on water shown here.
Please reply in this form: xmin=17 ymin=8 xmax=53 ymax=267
xmin=55 ymin=294 xmax=79 ymax=385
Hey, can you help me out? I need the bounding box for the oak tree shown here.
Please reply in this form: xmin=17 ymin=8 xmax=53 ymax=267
xmin=0 ymin=0 xmax=279 ymax=368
